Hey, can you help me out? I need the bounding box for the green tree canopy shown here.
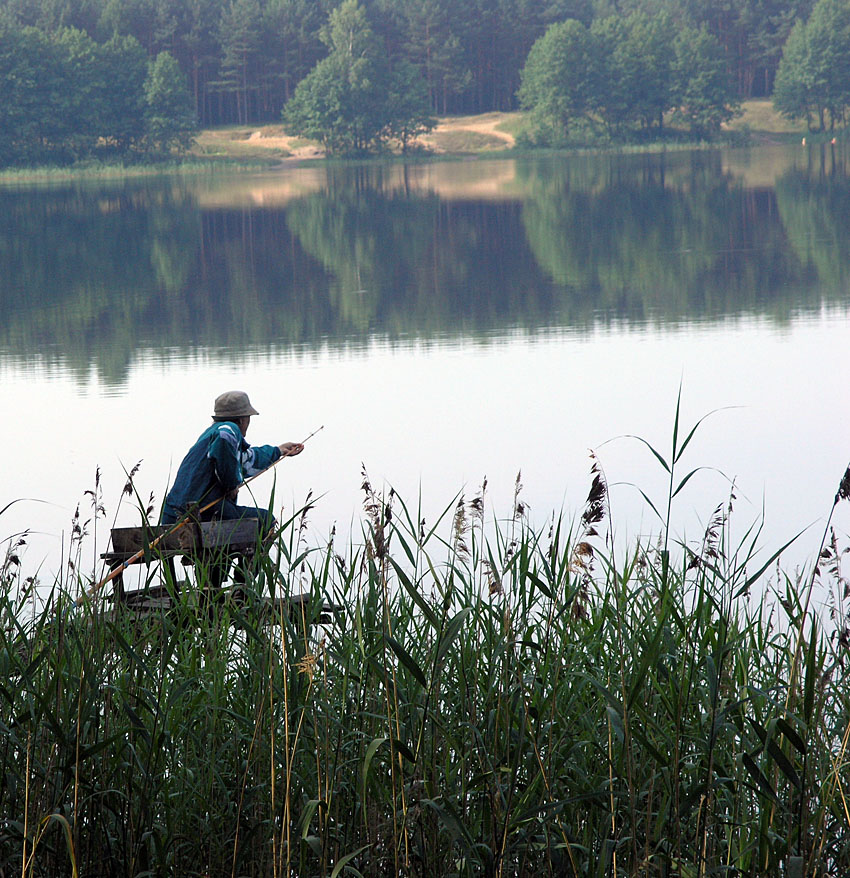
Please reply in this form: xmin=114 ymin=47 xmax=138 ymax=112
xmin=99 ymin=34 xmax=149 ymax=150
xmin=773 ymin=21 xmax=815 ymax=126
xmin=0 ymin=21 xmax=144 ymax=163
xmin=384 ymin=57 xmax=436 ymax=151
xmin=0 ymin=15 xmax=199 ymax=165
xmin=672 ymin=25 xmax=740 ymax=136
xmin=0 ymin=0 xmax=829 ymax=130
xmin=282 ymin=0 xmax=433 ymax=155
xmin=517 ymin=18 xmax=600 ymax=142
xmin=774 ymin=0 xmax=850 ymax=131
xmin=144 ymin=50 xmax=198 ymax=153
xmin=520 ymin=12 xmax=741 ymax=143
xmin=0 ymin=22 xmax=65 ymax=163
xmin=592 ymin=12 xmax=677 ymax=134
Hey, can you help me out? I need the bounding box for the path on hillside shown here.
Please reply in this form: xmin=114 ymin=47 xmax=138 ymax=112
xmin=421 ymin=112 xmax=517 ymax=152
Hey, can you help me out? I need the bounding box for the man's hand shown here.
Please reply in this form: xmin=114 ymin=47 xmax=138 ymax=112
xmin=279 ymin=441 xmax=304 ymax=457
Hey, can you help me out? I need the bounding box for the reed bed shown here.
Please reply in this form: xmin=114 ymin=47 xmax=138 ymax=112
xmin=1 ymin=444 xmax=849 ymax=877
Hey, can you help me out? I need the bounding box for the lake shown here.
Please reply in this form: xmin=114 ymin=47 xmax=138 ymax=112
xmin=2 ymin=145 xmax=850 ymax=598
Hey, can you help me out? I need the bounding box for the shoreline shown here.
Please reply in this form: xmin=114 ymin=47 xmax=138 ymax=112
xmin=0 ymin=102 xmax=819 ymax=183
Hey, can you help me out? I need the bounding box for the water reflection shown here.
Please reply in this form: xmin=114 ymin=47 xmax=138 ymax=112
xmin=0 ymin=148 xmax=848 ymax=387
xmin=518 ymin=153 xmax=821 ymax=323
xmin=3 ymin=148 xmax=850 ymax=585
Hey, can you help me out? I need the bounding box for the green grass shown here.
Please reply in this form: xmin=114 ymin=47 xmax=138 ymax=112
xmin=492 ymin=112 xmax=526 ymax=137
xmin=428 ymin=129 xmax=511 ymax=153
xmin=728 ymin=99 xmax=807 ymax=135
xmin=498 ymin=101 xmax=805 ymax=142
xmin=192 ymin=128 xmax=292 ymax=161
xmin=0 ymin=156 xmax=281 ymax=185
xmin=2 ymin=409 xmax=849 ymax=877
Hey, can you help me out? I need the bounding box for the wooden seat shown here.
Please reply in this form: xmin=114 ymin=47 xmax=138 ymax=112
xmin=101 ymin=521 xmax=343 ymax=628
xmin=101 ymin=519 xmax=262 ymax=600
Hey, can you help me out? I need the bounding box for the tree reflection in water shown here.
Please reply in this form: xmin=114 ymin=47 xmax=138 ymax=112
xmin=0 ymin=147 xmax=848 ymax=386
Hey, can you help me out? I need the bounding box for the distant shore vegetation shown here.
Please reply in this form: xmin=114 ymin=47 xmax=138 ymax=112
xmin=0 ymin=99 xmax=821 ymax=182
xmin=0 ymin=24 xmax=197 ymax=166
xmin=2 ymin=0 xmax=849 ymax=166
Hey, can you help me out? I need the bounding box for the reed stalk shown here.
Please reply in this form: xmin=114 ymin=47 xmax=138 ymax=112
xmin=1 ymin=432 xmax=849 ymax=877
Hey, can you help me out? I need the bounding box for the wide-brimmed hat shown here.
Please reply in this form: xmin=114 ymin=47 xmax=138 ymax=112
xmin=213 ymin=390 xmax=259 ymax=419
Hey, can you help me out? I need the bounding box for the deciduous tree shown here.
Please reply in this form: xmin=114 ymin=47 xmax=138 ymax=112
xmin=385 ymin=57 xmax=436 ymax=149
xmin=517 ymin=18 xmax=600 ymax=141
xmin=592 ymin=12 xmax=676 ymax=135
xmin=144 ymin=50 xmax=197 ymax=153
xmin=673 ymin=25 xmax=740 ymax=136
xmin=773 ymin=20 xmax=815 ymax=126
xmin=99 ymin=33 xmax=148 ymax=149
xmin=774 ymin=0 xmax=850 ymax=131
xmin=283 ymin=0 xmax=432 ymax=155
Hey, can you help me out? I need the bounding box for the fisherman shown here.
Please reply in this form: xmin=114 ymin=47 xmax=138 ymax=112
xmin=161 ymin=390 xmax=303 ymax=535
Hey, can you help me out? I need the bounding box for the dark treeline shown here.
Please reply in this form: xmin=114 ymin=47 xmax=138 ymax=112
xmin=0 ymin=0 xmax=816 ymax=129
xmin=0 ymin=19 xmax=197 ymax=164
xmin=2 ymin=150 xmax=849 ymax=383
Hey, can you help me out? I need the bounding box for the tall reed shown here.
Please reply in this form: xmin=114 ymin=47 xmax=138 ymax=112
xmin=0 ymin=435 xmax=848 ymax=877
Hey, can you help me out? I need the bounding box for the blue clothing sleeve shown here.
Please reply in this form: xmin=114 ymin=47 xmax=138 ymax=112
xmin=207 ymin=422 xmax=281 ymax=490
xmin=241 ymin=443 xmax=281 ymax=477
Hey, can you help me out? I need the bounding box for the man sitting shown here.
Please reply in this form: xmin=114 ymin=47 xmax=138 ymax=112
xmin=161 ymin=390 xmax=303 ymax=585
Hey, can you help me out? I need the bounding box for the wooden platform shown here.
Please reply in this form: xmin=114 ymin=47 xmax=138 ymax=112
xmin=117 ymin=583 xmax=341 ymax=626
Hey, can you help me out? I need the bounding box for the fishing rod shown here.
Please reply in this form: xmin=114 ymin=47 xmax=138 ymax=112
xmin=79 ymin=425 xmax=324 ymax=605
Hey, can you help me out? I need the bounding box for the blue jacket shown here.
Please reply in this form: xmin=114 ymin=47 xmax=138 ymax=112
xmin=161 ymin=421 xmax=281 ymax=524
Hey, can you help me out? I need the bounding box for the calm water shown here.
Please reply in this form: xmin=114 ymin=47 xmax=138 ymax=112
xmin=2 ymin=146 xmax=850 ymax=591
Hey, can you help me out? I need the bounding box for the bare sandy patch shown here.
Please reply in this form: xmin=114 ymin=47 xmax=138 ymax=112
xmin=196 ymin=113 xmax=521 ymax=162
xmin=420 ymin=112 xmax=518 ymax=153
xmin=246 ymin=128 xmax=323 ymax=159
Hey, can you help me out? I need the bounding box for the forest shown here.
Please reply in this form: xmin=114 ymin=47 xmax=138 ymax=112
xmin=1 ymin=0 xmax=849 ymax=162
xmin=0 ymin=0 xmax=819 ymax=124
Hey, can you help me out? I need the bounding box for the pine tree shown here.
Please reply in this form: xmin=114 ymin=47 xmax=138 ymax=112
xmin=216 ymin=0 xmax=263 ymax=124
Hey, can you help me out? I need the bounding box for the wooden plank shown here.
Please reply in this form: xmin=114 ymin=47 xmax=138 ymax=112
xmin=109 ymin=524 xmax=199 ymax=556
xmin=114 ymin=586 xmax=343 ymax=627
xmin=199 ymin=518 xmax=261 ymax=551
xmin=104 ymin=519 xmax=261 ymax=565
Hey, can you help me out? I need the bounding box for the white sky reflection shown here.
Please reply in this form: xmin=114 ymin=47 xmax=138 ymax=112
xmin=3 ymin=309 xmax=850 ymax=610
